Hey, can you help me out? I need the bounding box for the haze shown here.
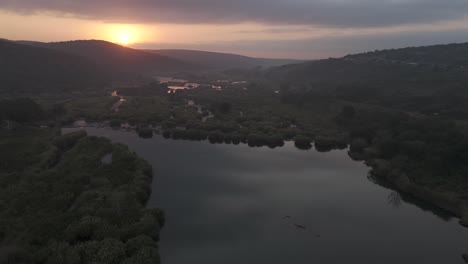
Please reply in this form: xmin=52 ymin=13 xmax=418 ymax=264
xmin=1 ymin=0 xmax=468 ymax=59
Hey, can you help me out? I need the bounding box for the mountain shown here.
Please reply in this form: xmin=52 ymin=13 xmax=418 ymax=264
xmin=269 ymin=42 xmax=468 ymax=89
xmin=344 ymin=43 xmax=468 ymax=67
xmin=18 ymin=40 xmax=197 ymax=76
xmin=268 ymin=42 xmax=468 ymax=117
xmin=146 ymin=49 xmax=304 ymax=70
xmin=0 ymin=40 xmax=108 ymax=94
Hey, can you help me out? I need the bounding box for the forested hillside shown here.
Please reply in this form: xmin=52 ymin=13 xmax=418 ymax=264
xmin=269 ymin=42 xmax=468 ymax=119
xmin=0 ymin=40 xmax=108 ymax=94
xmin=29 ymin=40 xmax=196 ymax=75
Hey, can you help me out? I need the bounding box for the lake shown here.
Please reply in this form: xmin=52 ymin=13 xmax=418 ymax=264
xmin=63 ymin=127 xmax=468 ymax=264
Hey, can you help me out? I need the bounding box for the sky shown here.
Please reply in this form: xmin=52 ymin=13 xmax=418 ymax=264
xmin=0 ymin=0 xmax=468 ymax=59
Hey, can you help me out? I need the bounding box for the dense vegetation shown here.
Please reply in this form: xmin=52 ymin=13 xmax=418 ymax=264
xmin=29 ymin=40 xmax=195 ymax=75
xmin=0 ymin=127 xmax=164 ymax=263
xmin=341 ymin=107 xmax=468 ymax=225
xmin=50 ymin=63 xmax=468 ymax=227
xmin=268 ymin=42 xmax=468 ymax=120
xmin=0 ymin=98 xmax=44 ymax=123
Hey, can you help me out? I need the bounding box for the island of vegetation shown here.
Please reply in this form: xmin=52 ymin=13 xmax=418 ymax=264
xmin=0 ymin=100 xmax=164 ymax=263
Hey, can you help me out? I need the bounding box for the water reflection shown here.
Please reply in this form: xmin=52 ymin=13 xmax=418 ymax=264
xmin=368 ymin=173 xmax=454 ymax=221
xmin=462 ymin=253 xmax=468 ymax=263
xmin=387 ymin=191 xmax=402 ymax=208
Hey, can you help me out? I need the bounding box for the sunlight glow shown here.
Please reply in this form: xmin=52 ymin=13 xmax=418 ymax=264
xmin=117 ymin=31 xmax=132 ymax=45
xmin=104 ymin=24 xmax=149 ymax=46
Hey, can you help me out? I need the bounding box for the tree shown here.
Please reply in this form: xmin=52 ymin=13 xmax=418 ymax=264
xmin=340 ymin=105 xmax=356 ymax=119
xmin=247 ymin=134 xmax=268 ymax=147
xmin=267 ymin=135 xmax=284 ymax=148
xmin=125 ymin=235 xmax=157 ymax=256
xmin=349 ymin=138 xmax=368 ymax=153
xmin=110 ymin=119 xmax=122 ymax=128
xmin=53 ymin=130 xmax=87 ymax=151
xmin=208 ymin=131 xmax=225 ymax=144
xmin=95 ymin=239 xmax=126 ymax=264
xmin=137 ymin=127 xmax=153 ymax=138
xmin=2 ymin=98 xmax=44 ymax=122
xmin=294 ymin=135 xmax=312 ymax=150
xmin=217 ymin=102 xmax=232 ymax=114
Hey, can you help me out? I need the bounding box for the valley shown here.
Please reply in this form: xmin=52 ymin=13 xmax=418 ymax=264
xmin=2 ymin=39 xmax=468 ymax=263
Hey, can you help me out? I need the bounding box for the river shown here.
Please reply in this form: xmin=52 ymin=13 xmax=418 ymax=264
xmin=63 ymin=127 xmax=468 ymax=264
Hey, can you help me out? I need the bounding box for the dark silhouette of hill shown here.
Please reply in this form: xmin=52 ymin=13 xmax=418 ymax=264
xmin=268 ymin=42 xmax=468 ymax=118
xmin=344 ymin=42 xmax=468 ymax=67
xmin=18 ymin=40 xmax=197 ymax=75
xmin=270 ymin=42 xmax=468 ymax=85
xmin=146 ymin=49 xmax=303 ymax=70
xmin=0 ymin=40 xmax=108 ymax=94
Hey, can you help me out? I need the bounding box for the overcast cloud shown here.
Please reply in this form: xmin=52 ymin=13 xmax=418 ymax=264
xmin=134 ymin=28 xmax=468 ymax=59
xmin=0 ymin=0 xmax=467 ymax=27
xmin=1 ymin=0 xmax=467 ymax=58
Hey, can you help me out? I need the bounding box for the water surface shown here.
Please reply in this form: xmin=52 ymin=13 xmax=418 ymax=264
xmin=63 ymin=127 xmax=468 ymax=264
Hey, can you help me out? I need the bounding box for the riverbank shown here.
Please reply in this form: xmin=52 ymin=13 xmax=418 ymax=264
xmin=64 ymin=126 xmax=468 ymax=264
xmin=343 ymin=109 xmax=468 ymax=228
xmin=54 ymin=92 xmax=468 ymax=229
xmin=65 ymin=121 xmax=468 ymax=229
xmin=366 ymin=158 xmax=468 ymax=227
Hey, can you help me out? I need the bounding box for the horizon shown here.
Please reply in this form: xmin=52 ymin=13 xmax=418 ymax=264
xmin=1 ymin=1 xmax=468 ymax=59
xmin=4 ymin=37 xmax=468 ymax=61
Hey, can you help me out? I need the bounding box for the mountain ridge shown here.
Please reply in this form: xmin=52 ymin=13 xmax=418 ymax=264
xmin=145 ymin=49 xmax=305 ymax=69
xmin=17 ymin=40 xmax=197 ymax=74
xmin=0 ymin=39 xmax=108 ymax=94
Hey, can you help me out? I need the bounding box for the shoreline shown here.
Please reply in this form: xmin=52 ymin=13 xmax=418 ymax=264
xmin=62 ymin=123 xmax=467 ymax=227
xmin=365 ymin=157 xmax=468 ymax=227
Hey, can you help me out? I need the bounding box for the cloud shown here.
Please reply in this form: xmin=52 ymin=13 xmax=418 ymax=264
xmin=134 ymin=28 xmax=468 ymax=59
xmin=0 ymin=0 xmax=467 ymax=28
xmin=234 ymin=27 xmax=314 ymax=35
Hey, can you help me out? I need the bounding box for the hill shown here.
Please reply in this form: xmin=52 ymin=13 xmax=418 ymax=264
xmin=146 ymin=49 xmax=303 ymax=70
xmin=18 ymin=40 xmax=197 ymax=76
xmin=0 ymin=40 xmax=108 ymax=94
xmin=268 ymin=42 xmax=468 ymax=118
xmin=344 ymin=42 xmax=468 ymax=67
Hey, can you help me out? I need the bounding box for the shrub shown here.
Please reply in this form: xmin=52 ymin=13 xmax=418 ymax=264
xmin=53 ymin=130 xmax=87 ymax=151
xmin=208 ymin=131 xmax=225 ymax=144
xmin=267 ymin=135 xmax=284 ymax=148
xmin=110 ymin=120 xmax=122 ymax=128
xmin=137 ymin=128 xmax=153 ymax=139
xmin=294 ymin=135 xmax=312 ymax=150
xmin=247 ymin=134 xmax=268 ymax=147
xmin=350 ymin=138 xmax=369 ymax=153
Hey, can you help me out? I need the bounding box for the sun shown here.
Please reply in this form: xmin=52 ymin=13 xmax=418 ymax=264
xmin=117 ymin=31 xmax=132 ymax=45
xmin=103 ymin=24 xmax=149 ymax=46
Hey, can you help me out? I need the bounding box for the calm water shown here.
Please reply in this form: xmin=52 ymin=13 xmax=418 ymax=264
xmin=64 ymin=127 xmax=468 ymax=264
